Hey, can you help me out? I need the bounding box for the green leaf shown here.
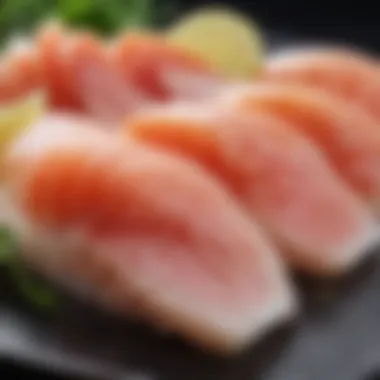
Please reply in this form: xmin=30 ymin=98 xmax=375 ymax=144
xmin=122 ymin=0 xmax=154 ymax=27
xmin=0 ymin=0 xmax=58 ymax=48
xmin=0 ymin=227 xmax=17 ymax=263
xmin=9 ymin=261 xmax=59 ymax=310
xmin=0 ymin=0 xmax=56 ymax=32
xmin=0 ymin=0 xmax=179 ymax=45
xmin=57 ymin=0 xmax=157 ymax=35
xmin=153 ymin=0 xmax=180 ymax=27
xmin=58 ymin=0 xmax=94 ymax=20
xmin=0 ymin=226 xmax=59 ymax=311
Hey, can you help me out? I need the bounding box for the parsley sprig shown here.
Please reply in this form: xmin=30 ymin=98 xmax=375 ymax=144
xmin=0 ymin=0 xmax=178 ymax=47
xmin=0 ymin=227 xmax=59 ymax=310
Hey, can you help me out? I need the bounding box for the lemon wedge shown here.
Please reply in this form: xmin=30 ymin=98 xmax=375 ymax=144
xmin=0 ymin=91 xmax=46 ymax=151
xmin=166 ymin=7 xmax=265 ymax=79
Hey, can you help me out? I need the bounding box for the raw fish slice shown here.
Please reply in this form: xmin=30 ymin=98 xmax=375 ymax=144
xmin=71 ymin=33 xmax=222 ymax=122
xmin=0 ymin=23 xmax=88 ymax=110
xmin=111 ymin=33 xmax=222 ymax=102
xmin=263 ymin=48 xmax=380 ymax=122
xmin=0 ymin=27 xmax=222 ymax=119
xmin=218 ymin=83 xmax=380 ymax=212
xmin=0 ymin=38 xmax=43 ymax=103
xmin=1 ymin=115 xmax=296 ymax=354
xmin=69 ymin=35 xmax=148 ymax=122
xmin=36 ymin=23 xmax=145 ymax=120
xmin=73 ymin=35 xmax=221 ymax=122
xmin=36 ymin=23 xmax=84 ymax=109
xmin=127 ymin=103 xmax=380 ymax=275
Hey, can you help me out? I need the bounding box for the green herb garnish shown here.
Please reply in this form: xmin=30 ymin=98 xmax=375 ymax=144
xmin=0 ymin=0 xmax=179 ymax=48
xmin=0 ymin=226 xmax=19 ymax=263
xmin=0 ymin=227 xmax=59 ymax=311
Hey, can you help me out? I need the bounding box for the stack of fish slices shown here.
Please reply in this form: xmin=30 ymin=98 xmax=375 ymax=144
xmin=1 ymin=21 xmax=380 ymax=355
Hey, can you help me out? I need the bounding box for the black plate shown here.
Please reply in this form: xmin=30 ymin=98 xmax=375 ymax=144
xmin=2 ymin=250 xmax=380 ymax=380
xmin=1 ymin=32 xmax=380 ymax=380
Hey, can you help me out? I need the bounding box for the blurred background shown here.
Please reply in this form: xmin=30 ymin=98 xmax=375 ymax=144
xmin=1 ymin=0 xmax=379 ymax=51
xmin=184 ymin=0 xmax=380 ymax=49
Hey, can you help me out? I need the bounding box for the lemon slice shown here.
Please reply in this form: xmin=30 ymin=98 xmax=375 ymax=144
xmin=166 ymin=7 xmax=265 ymax=79
xmin=0 ymin=91 xmax=46 ymax=151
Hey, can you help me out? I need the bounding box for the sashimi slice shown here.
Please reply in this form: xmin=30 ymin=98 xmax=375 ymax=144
xmin=111 ymin=33 xmax=223 ymax=102
xmin=36 ymin=22 xmax=88 ymax=110
xmin=72 ymin=35 xmax=222 ymax=122
xmin=1 ymin=115 xmax=296 ymax=353
xmin=217 ymin=83 xmax=380 ymax=212
xmin=263 ymin=47 xmax=380 ymax=122
xmin=69 ymin=34 xmax=148 ymax=122
xmin=0 ymin=37 xmax=43 ymax=103
xmin=127 ymin=103 xmax=380 ymax=275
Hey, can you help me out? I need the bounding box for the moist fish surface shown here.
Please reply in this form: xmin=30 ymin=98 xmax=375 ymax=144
xmin=0 ymin=114 xmax=297 ymax=354
xmin=127 ymin=102 xmax=380 ymax=275
xmin=218 ymin=83 xmax=380 ymax=213
xmin=111 ymin=33 xmax=221 ymax=102
xmin=263 ymin=48 xmax=380 ymax=123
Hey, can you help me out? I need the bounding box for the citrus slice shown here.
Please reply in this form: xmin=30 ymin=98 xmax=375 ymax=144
xmin=0 ymin=91 xmax=46 ymax=151
xmin=166 ymin=7 xmax=265 ymax=79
